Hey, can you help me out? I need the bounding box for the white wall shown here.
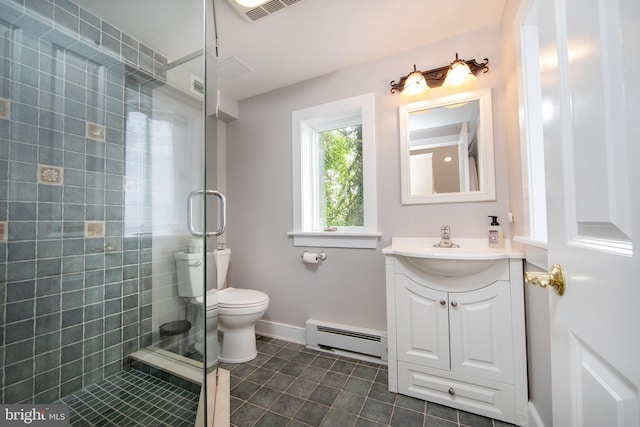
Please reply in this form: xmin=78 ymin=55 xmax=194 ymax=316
xmin=501 ymin=1 xmax=553 ymax=426
xmin=524 ymin=265 xmax=553 ymax=427
xmin=205 ymin=116 xmax=228 ymax=249
xmin=225 ymin=25 xmax=508 ymax=332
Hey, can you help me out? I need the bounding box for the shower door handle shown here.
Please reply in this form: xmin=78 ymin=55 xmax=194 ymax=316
xmin=187 ymin=189 xmax=227 ymax=237
xmin=209 ymin=190 xmax=227 ymax=237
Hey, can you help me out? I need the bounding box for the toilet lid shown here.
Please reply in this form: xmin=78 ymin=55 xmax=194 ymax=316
xmin=218 ymin=287 xmax=269 ymax=308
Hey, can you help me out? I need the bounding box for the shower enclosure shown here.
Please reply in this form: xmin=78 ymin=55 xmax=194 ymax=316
xmin=0 ymin=0 xmax=220 ymax=424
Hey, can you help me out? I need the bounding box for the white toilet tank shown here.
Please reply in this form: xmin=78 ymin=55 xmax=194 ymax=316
xmin=214 ymin=248 xmax=231 ymax=290
xmin=175 ymin=251 xmax=205 ymax=298
xmin=175 ymin=247 xmax=231 ymax=297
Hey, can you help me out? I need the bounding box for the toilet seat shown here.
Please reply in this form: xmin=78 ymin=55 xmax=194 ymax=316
xmin=218 ymin=287 xmax=269 ymax=309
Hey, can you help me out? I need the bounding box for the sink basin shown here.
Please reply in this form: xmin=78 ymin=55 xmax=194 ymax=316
xmin=402 ymin=254 xmax=497 ymax=277
xmin=382 ymin=238 xmax=524 ymax=277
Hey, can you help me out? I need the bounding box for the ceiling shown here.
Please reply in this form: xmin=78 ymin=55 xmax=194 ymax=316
xmin=72 ymin=0 xmax=506 ymax=101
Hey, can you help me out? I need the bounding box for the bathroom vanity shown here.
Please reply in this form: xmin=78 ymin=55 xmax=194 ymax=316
xmin=383 ymin=238 xmax=527 ymax=426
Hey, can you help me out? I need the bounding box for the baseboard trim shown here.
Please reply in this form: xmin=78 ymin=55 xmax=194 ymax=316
xmin=255 ymin=319 xmax=306 ymax=344
xmin=528 ymin=401 xmax=546 ymax=427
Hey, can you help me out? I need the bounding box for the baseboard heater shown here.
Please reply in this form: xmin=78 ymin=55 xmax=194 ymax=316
xmin=305 ymin=319 xmax=388 ymax=362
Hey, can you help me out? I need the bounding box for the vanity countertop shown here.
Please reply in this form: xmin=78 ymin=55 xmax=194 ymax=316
xmin=382 ymin=237 xmax=524 ymax=260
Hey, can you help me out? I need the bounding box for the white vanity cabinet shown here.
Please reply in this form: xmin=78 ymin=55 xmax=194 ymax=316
xmin=384 ymin=239 xmax=527 ymax=426
xmin=396 ymin=276 xmax=514 ymax=382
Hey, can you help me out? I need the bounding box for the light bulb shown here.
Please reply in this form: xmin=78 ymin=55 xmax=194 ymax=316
xmin=235 ymin=0 xmax=269 ymax=7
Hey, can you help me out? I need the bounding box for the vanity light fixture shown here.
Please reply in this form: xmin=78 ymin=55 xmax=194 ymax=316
xmin=390 ymin=53 xmax=489 ymax=95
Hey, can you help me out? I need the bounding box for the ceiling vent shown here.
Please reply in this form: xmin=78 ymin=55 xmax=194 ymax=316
xmin=226 ymin=0 xmax=302 ymax=23
xmin=190 ymin=75 xmax=204 ymax=97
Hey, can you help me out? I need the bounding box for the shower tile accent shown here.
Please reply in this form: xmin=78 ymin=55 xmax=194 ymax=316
xmin=85 ymin=221 xmax=105 ymax=238
xmin=123 ymin=176 xmax=140 ymax=193
xmin=38 ymin=165 xmax=63 ymax=185
xmin=0 ymin=0 xmax=169 ymax=405
xmin=0 ymin=97 xmax=9 ymax=119
xmin=85 ymin=122 xmax=105 ymax=141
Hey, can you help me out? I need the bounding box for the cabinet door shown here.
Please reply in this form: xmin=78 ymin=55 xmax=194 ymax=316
xmin=449 ymin=281 xmax=514 ymax=383
xmin=396 ymin=275 xmax=450 ymax=370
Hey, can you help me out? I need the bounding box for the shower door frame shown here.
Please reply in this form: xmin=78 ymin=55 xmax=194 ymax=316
xmin=0 ymin=0 xmax=220 ymax=423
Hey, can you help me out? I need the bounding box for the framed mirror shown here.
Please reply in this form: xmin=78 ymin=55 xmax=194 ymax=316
xmin=399 ymin=88 xmax=495 ymax=204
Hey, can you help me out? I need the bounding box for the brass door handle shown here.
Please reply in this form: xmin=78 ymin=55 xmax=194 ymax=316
xmin=525 ymin=264 xmax=566 ymax=296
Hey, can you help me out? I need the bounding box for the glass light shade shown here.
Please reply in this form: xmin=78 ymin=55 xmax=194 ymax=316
xmin=443 ymin=61 xmax=476 ymax=88
xmin=235 ymin=0 xmax=269 ymax=7
xmin=402 ymin=71 xmax=429 ymax=96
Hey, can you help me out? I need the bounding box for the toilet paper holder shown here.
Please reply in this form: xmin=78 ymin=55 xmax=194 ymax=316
xmin=301 ymin=251 xmax=327 ymax=262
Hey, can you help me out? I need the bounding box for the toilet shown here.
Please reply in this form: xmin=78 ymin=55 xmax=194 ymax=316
xmin=175 ymin=244 xmax=269 ymax=364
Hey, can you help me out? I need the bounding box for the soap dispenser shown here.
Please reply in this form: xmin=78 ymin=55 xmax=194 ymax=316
xmin=488 ymin=216 xmax=504 ymax=248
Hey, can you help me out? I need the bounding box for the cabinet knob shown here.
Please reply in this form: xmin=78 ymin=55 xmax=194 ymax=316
xmin=439 ymin=299 xmax=446 ymax=306
xmin=448 ymin=387 xmax=455 ymax=396
xmin=450 ymin=301 xmax=458 ymax=307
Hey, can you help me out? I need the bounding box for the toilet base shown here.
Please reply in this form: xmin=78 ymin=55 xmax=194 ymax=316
xmin=218 ymin=351 xmax=257 ymax=364
xmin=218 ymin=325 xmax=258 ymax=363
xmin=191 ymin=308 xmax=219 ymax=368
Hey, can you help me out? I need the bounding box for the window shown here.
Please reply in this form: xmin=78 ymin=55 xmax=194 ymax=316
xmin=516 ymin=0 xmax=547 ymax=245
xmin=316 ymin=122 xmax=363 ymax=229
xmin=290 ymin=93 xmax=380 ymax=248
xmin=514 ymin=0 xmax=548 ymax=268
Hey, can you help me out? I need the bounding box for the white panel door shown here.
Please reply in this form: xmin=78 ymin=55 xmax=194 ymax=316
xmin=449 ymin=281 xmax=514 ymax=383
xmin=396 ymin=276 xmax=450 ymax=370
xmin=537 ymin=0 xmax=640 ymax=425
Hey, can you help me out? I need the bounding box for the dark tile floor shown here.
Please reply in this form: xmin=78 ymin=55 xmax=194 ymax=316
xmin=56 ymin=369 xmax=199 ymax=426
xmin=224 ymin=336 xmax=516 ymax=427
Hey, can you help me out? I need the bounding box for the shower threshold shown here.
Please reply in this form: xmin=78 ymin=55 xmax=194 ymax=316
xmin=130 ymin=346 xmax=203 ymax=385
xmin=130 ymin=346 xmax=230 ymax=427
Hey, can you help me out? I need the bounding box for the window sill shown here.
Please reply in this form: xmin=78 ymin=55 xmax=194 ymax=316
xmin=513 ymin=235 xmax=548 ymax=270
xmin=287 ymin=231 xmax=382 ymax=249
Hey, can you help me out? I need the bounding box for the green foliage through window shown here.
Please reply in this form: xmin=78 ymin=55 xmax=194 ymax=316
xmin=318 ymin=125 xmax=364 ymax=227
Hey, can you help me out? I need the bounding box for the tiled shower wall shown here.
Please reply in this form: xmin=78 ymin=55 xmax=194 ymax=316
xmin=0 ymin=0 xmax=170 ymax=404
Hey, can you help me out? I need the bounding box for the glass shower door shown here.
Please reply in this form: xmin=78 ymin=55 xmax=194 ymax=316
xmin=0 ymin=0 xmax=217 ymax=424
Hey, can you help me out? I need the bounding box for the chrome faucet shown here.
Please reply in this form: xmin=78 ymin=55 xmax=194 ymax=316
xmin=434 ymin=225 xmax=459 ymax=248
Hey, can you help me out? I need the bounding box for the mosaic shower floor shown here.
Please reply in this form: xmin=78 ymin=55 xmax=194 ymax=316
xmin=56 ymin=369 xmax=199 ymax=426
